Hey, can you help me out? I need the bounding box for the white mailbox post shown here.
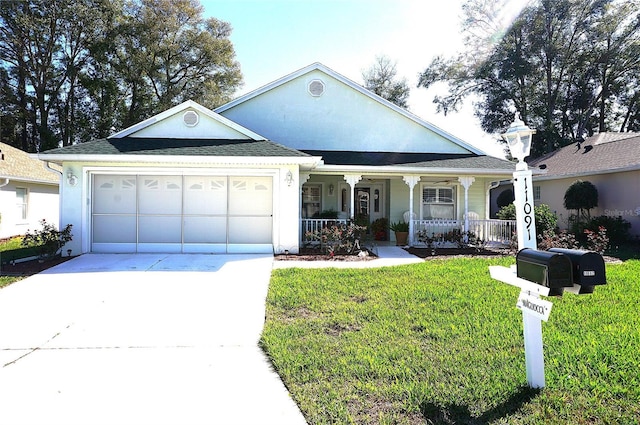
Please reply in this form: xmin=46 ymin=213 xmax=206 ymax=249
xmin=491 ymin=113 xmax=549 ymax=389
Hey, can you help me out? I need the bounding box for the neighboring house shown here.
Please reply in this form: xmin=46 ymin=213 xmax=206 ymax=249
xmin=529 ymin=132 xmax=640 ymax=237
xmin=38 ymin=63 xmax=516 ymax=255
xmin=0 ymin=142 xmax=60 ymax=239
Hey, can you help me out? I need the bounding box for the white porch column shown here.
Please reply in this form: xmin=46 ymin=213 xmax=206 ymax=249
xmin=299 ymin=173 xmax=311 ymax=242
xmin=458 ymin=176 xmax=475 ymax=235
xmin=402 ymin=175 xmax=421 ymax=246
xmin=343 ymin=174 xmax=362 ymax=219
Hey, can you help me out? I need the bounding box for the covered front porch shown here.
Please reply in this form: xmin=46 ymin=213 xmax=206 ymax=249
xmin=299 ymin=172 xmax=515 ymax=247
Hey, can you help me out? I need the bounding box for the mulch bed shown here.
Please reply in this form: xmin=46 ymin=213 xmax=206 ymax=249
xmin=406 ymin=247 xmax=510 ymax=260
xmin=1 ymin=256 xmax=76 ymax=276
xmin=274 ymin=247 xmax=377 ymax=262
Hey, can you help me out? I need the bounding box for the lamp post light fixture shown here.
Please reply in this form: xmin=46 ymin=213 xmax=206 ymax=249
xmin=501 ymin=112 xmax=537 ymax=251
xmin=500 ymin=112 xmax=545 ymax=389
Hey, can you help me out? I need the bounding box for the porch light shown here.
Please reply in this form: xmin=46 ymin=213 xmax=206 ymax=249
xmin=284 ymin=170 xmax=294 ymax=186
xmin=329 ymin=184 xmax=334 ymax=195
xmin=501 ymin=112 xmax=536 ymax=171
xmin=67 ymin=170 xmax=78 ymax=186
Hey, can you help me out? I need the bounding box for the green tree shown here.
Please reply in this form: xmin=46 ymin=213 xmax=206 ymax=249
xmin=564 ymin=180 xmax=598 ymax=224
xmin=362 ymin=55 xmax=410 ymax=108
xmin=418 ymin=0 xmax=640 ymax=158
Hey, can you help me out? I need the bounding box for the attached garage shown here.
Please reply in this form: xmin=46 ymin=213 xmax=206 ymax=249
xmin=91 ymin=174 xmax=273 ymax=254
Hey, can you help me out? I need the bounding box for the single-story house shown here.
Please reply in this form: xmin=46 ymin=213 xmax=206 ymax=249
xmin=529 ymin=132 xmax=640 ymax=237
xmin=0 ymin=142 xmax=60 ymax=239
xmin=38 ymin=63 xmax=516 ymax=255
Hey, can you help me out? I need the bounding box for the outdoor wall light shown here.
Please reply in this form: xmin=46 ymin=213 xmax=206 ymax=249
xmin=67 ymin=170 xmax=78 ymax=186
xmin=284 ymin=170 xmax=294 ymax=186
xmin=501 ymin=112 xmax=536 ymax=170
xmin=329 ymin=184 xmax=334 ymax=195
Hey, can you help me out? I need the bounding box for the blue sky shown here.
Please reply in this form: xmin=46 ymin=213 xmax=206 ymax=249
xmin=201 ymin=0 xmax=512 ymax=157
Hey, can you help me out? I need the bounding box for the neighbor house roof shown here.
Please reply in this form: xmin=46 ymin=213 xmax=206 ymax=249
xmin=0 ymin=142 xmax=60 ymax=184
xmin=529 ymin=132 xmax=640 ymax=180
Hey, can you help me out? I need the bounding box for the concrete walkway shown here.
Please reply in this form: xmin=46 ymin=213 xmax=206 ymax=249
xmin=0 ymin=254 xmax=307 ymax=425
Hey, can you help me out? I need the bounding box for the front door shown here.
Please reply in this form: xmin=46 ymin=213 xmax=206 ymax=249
xmin=354 ymin=184 xmax=385 ymax=225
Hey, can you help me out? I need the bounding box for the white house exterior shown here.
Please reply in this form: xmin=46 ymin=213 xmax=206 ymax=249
xmin=38 ymin=63 xmax=516 ymax=255
xmin=0 ymin=142 xmax=60 ymax=239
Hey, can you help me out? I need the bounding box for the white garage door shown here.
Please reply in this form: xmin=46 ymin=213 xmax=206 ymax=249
xmin=91 ymin=174 xmax=273 ymax=253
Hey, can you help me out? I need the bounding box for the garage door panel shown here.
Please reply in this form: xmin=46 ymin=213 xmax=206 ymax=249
xmin=93 ymin=215 xmax=136 ymax=243
xmin=184 ymin=177 xmax=227 ymax=215
xmin=183 ymin=217 xmax=227 ymax=243
xmin=228 ymin=177 xmax=272 ymax=215
xmin=93 ymin=176 xmax=136 ymax=214
xmin=228 ymin=216 xmax=272 ymax=244
xmin=138 ymin=216 xmax=182 ymax=243
xmin=139 ymin=176 xmax=182 ymax=214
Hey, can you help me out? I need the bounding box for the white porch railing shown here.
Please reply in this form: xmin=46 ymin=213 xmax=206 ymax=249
xmin=468 ymin=219 xmax=516 ymax=245
xmin=301 ymin=218 xmax=349 ymax=243
xmin=301 ymin=218 xmax=516 ymax=247
xmin=412 ymin=219 xmax=516 ymax=246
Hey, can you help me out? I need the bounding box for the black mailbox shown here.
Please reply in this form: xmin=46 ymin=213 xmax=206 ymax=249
xmin=516 ymin=248 xmax=574 ymax=296
xmin=548 ymin=248 xmax=606 ymax=294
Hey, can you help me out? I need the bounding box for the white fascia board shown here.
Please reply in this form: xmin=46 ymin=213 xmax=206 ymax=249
xmin=0 ymin=175 xmax=60 ymax=186
xmin=36 ymin=154 xmax=323 ymax=167
xmin=314 ymin=164 xmax=515 ymax=177
xmin=109 ymin=100 xmax=267 ymax=140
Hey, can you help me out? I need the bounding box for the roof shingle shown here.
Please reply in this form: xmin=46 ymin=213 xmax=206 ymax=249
xmin=0 ymin=142 xmax=60 ymax=184
xmin=41 ymin=137 xmax=311 ymax=158
xmin=529 ymin=133 xmax=640 ymax=178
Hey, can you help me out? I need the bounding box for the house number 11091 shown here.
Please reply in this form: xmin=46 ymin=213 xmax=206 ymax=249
xmin=523 ymin=177 xmax=533 ymax=241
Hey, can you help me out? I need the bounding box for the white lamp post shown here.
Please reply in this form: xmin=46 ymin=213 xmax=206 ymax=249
xmin=501 ymin=113 xmax=537 ymax=250
xmin=501 ymin=112 xmax=546 ymax=389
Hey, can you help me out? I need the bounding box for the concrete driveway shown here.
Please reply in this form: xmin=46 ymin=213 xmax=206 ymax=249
xmin=0 ymin=254 xmax=307 ymax=425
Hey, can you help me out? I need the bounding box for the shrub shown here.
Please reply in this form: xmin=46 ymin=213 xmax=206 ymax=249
xmin=496 ymin=203 xmax=558 ymax=238
xmin=538 ymin=230 xmax=580 ymax=251
xmin=564 ymin=180 xmax=598 ymax=224
xmin=21 ymin=219 xmax=73 ymax=259
xmin=304 ymin=223 xmax=366 ymax=255
xmin=584 ymin=226 xmax=609 ymax=254
xmin=584 ymin=215 xmax=631 ymax=245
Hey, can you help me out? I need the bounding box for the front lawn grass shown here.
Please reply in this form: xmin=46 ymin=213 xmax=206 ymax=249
xmin=261 ymin=258 xmax=640 ymax=424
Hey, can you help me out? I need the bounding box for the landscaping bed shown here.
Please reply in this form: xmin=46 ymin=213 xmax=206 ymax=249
xmin=0 ymin=256 xmax=75 ymax=277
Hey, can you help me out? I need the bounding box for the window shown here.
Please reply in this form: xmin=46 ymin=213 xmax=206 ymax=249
xmin=302 ymin=184 xmax=321 ymax=218
xmin=534 ymin=185 xmax=541 ymax=202
xmin=16 ymin=188 xmax=28 ymax=220
xmin=422 ymin=187 xmax=455 ymax=219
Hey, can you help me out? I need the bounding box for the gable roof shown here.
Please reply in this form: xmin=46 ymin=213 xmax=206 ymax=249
xmin=109 ymin=99 xmax=267 ymax=140
xmin=0 ymin=142 xmax=59 ymax=185
xmin=529 ymin=132 xmax=640 ymax=180
xmin=215 ymin=62 xmax=485 ymax=156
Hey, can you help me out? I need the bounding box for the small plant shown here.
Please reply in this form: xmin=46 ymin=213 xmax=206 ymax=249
xmin=21 ymin=219 xmax=73 ymax=259
xmin=371 ymin=218 xmax=388 ymax=240
xmin=389 ymin=221 xmax=409 ymax=232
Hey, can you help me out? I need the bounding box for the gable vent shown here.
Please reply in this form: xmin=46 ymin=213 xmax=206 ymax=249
xmin=308 ymin=79 xmax=325 ymax=97
xmin=183 ymin=110 xmax=199 ymax=127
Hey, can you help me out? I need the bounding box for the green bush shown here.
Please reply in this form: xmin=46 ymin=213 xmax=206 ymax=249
xmin=496 ymin=203 xmax=558 ymax=238
xmin=21 ymin=219 xmax=73 ymax=259
xmin=584 ymin=215 xmax=631 ymax=245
